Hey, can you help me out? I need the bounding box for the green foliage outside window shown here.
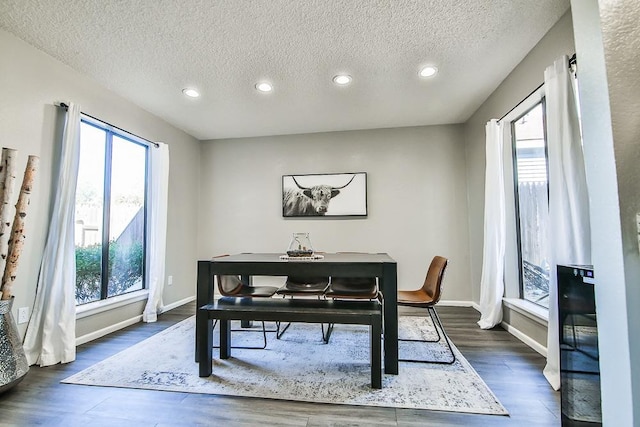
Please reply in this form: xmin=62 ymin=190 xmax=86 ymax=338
xmin=75 ymin=241 xmax=144 ymax=304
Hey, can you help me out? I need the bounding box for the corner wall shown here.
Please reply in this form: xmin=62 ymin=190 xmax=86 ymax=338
xmin=571 ymin=0 xmax=640 ymax=423
xmin=199 ymin=125 xmax=472 ymax=301
xmin=0 ymin=29 xmax=200 ymax=340
xmin=463 ymin=12 xmax=576 ymax=346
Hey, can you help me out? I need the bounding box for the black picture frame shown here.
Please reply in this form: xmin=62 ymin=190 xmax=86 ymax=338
xmin=282 ymin=172 xmax=367 ymax=217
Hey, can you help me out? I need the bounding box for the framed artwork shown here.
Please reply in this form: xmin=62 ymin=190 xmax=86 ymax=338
xmin=282 ymin=172 xmax=367 ymax=217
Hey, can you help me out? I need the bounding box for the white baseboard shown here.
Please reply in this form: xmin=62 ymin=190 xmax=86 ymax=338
xmin=160 ymin=295 xmax=196 ymax=313
xmin=76 ymin=295 xmax=548 ymax=359
xmin=76 ymin=295 xmax=196 ymax=346
xmin=500 ymin=321 xmax=548 ymax=357
xmin=448 ymin=301 xmax=546 ymax=357
xmin=438 ymin=300 xmax=474 ymax=307
xmin=76 ymin=315 xmax=143 ymax=346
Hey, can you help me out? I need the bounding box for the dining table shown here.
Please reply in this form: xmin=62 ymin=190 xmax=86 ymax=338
xmin=195 ymin=252 xmax=398 ymax=375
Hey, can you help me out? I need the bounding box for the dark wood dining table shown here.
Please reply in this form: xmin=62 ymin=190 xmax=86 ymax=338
xmin=195 ymin=252 xmax=398 ymax=374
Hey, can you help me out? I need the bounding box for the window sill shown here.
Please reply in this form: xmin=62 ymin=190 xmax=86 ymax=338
xmin=503 ymin=298 xmax=548 ymax=326
xmin=76 ymin=289 xmax=149 ymax=319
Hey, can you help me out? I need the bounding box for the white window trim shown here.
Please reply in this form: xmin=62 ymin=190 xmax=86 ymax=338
xmin=503 ymin=297 xmax=548 ymax=326
xmin=76 ymin=289 xmax=149 ymax=319
xmin=76 ymin=115 xmax=152 ymax=312
xmin=501 ymin=85 xmax=550 ymax=310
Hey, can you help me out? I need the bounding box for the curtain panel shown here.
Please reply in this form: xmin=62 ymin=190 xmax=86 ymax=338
xmin=543 ymin=56 xmax=592 ymax=390
xmin=23 ymin=102 xmax=81 ymax=366
xmin=477 ymin=119 xmax=506 ymax=329
xmin=143 ymin=143 xmax=170 ymax=322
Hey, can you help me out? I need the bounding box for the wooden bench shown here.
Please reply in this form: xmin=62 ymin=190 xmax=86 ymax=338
xmin=198 ymin=296 xmax=383 ymax=388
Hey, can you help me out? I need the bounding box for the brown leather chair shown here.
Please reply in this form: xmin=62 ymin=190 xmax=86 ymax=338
xmin=214 ymin=256 xmax=279 ymax=349
xmin=275 ymin=276 xmax=331 ymax=343
xmin=397 ymin=255 xmax=455 ymax=364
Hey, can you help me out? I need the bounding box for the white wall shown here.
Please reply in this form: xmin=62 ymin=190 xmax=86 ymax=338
xmin=0 ymin=29 xmax=200 ymax=339
xmin=572 ymin=0 xmax=640 ymax=424
xmin=462 ymin=11 xmax=575 ymax=348
xmin=464 ymin=11 xmax=576 ymax=305
xmin=199 ymin=125 xmax=472 ymax=300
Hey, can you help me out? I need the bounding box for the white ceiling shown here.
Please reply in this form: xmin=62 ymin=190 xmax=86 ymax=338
xmin=0 ymin=0 xmax=570 ymax=140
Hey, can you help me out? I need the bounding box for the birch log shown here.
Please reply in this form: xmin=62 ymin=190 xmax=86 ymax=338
xmin=0 ymin=148 xmax=18 ymax=285
xmin=0 ymin=155 xmax=39 ymax=300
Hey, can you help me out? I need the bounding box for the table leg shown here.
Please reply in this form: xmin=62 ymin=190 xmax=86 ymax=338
xmin=198 ymin=311 xmax=213 ymax=377
xmin=382 ymin=262 xmax=398 ymax=374
xmin=220 ymin=319 xmax=231 ymax=359
xmin=240 ymin=275 xmax=253 ymax=328
xmin=195 ymin=261 xmax=214 ymax=362
xmin=371 ymin=315 xmax=382 ymax=389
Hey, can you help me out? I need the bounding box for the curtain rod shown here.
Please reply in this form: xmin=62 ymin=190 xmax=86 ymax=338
xmin=498 ymin=54 xmax=577 ymax=122
xmin=569 ymin=53 xmax=577 ymax=67
xmin=58 ymin=103 xmax=159 ymax=148
xmin=498 ymin=82 xmax=544 ymax=122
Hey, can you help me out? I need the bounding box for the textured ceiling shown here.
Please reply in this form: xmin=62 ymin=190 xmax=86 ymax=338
xmin=0 ymin=0 xmax=570 ymax=140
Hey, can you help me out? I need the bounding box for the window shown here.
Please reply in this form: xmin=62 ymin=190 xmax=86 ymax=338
xmin=75 ymin=118 xmax=149 ymax=305
xmin=511 ymin=101 xmax=550 ymax=308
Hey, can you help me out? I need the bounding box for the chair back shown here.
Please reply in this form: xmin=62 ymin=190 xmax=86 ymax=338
xmin=332 ymin=252 xmax=377 ymax=290
xmin=217 ymin=275 xmax=244 ymax=296
xmin=421 ymin=256 xmax=449 ymax=304
xmin=212 ymin=254 xmax=244 ymax=296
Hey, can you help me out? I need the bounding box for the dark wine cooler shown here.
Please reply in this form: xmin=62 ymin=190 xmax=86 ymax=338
xmin=557 ymin=264 xmax=601 ymax=426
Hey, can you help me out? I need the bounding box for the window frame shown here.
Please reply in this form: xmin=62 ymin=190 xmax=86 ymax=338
xmin=75 ymin=114 xmax=151 ymax=307
xmin=501 ymin=85 xmax=549 ymax=311
xmin=510 ymin=99 xmax=550 ymax=305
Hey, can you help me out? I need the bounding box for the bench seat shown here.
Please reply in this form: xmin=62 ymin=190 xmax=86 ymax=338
xmin=198 ymin=296 xmax=383 ymax=388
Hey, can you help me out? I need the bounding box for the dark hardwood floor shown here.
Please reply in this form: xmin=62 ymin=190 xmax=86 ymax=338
xmin=0 ymin=302 xmax=560 ymax=426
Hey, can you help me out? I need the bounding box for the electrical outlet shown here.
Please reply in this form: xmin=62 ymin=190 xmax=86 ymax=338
xmin=168 ymin=275 xmax=173 ymax=286
xmin=17 ymin=307 xmax=29 ymax=324
xmin=637 ymin=213 xmax=640 ymax=254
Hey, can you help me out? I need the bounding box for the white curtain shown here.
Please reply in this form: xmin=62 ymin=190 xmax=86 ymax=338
xmin=543 ymin=56 xmax=591 ymax=389
xmin=23 ymin=102 xmax=81 ymax=366
xmin=142 ymin=142 xmax=170 ymax=322
xmin=477 ymin=119 xmax=506 ymax=329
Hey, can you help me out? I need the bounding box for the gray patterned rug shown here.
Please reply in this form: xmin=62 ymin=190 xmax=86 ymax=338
xmin=62 ymin=316 xmax=508 ymax=416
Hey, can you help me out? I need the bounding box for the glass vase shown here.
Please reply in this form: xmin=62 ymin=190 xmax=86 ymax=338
xmin=287 ymin=232 xmax=314 ymax=257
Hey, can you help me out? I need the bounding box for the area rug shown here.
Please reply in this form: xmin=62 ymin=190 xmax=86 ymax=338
xmin=62 ymin=316 xmax=508 ymax=416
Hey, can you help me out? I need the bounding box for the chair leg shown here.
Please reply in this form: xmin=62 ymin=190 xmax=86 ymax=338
xmin=321 ymin=323 xmax=334 ymax=344
xmin=212 ymin=319 xmax=270 ymax=350
xmin=276 ymin=295 xmax=329 ymax=343
xmin=277 ymin=321 xmax=332 ymax=344
xmin=399 ymin=307 xmax=456 ymax=365
xmin=276 ymin=321 xmax=291 ymax=339
xmin=275 ymin=295 xmax=294 ymax=340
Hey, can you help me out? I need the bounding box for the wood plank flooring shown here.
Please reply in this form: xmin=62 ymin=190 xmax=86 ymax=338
xmin=0 ymin=303 xmax=560 ymax=426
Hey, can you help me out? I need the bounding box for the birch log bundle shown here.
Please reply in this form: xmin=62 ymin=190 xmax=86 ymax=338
xmin=0 ymin=149 xmax=39 ymax=300
xmin=0 ymin=148 xmax=18 ymax=288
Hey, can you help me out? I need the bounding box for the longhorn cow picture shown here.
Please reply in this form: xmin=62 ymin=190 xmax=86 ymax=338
xmin=282 ymin=172 xmax=367 ymax=217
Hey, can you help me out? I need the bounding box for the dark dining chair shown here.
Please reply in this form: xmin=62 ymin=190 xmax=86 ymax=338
xmin=324 ymin=253 xmax=382 ymax=343
xmin=326 ymin=252 xmax=380 ymax=302
xmin=397 ymin=255 xmax=455 ymax=364
xmin=275 ymin=275 xmax=331 ymax=342
xmin=324 ymin=277 xmax=379 ymax=300
xmin=324 ymin=276 xmax=381 ymax=342
xmin=214 ymin=259 xmax=279 ymax=349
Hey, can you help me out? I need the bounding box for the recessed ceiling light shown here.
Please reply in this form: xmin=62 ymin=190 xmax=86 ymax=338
xmin=333 ymin=74 xmax=352 ymax=85
xmin=255 ymin=82 xmax=273 ymax=93
xmin=419 ymin=66 xmax=438 ymax=78
xmin=182 ymin=88 xmax=200 ymax=98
